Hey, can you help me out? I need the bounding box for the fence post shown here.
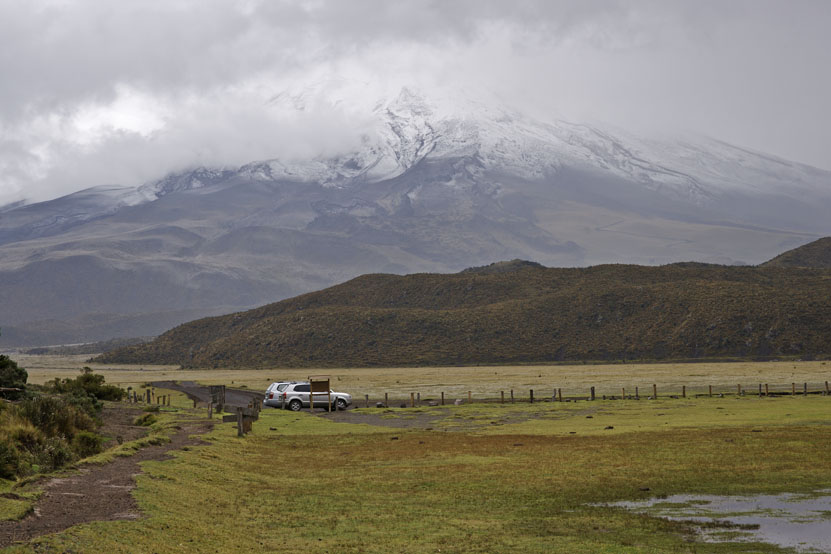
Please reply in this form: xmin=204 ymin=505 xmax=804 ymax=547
xmin=635 ymin=386 xmax=639 ymax=400
xmin=758 ymin=384 xmax=762 ymax=397
xmin=652 ymin=384 xmax=657 ymax=399
xmin=385 ymin=392 xmax=388 ymax=407
xmin=682 ymin=385 xmax=686 ymax=398
xmin=501 ymin=391 xmax=505 ymax=404
xmin=709 ymin=385 xmax=712 ymax=397
xmin=365 ymin=394 xmax=369 ymax=408
xmin=417 ymin=392 xmax=421 ymax=406
xmin=530 ymin=389 xmax=534 ymax=404
xmin=558 ymin=388 xmax=563 ymax=402
xmin=236 ymin=407 xmax=244 ymax=437
xmin=411 ymin=392 xmax=415 ymax=408
xmin=804 ymin=382 xmax=808 ymax=396
xmin=510 ymin=389 xmax=514 ymax=403
xmin=590 ymin=386 xmax=595 ymax=401
xmin=622 ymin=387 xmax=625 ymax=400
xmin=146 ymin=389 xmax=151 ymax=403
xmin=826 ymin=381 xmax=829 ymax=394
xmin=737 ymin=384 xmax=742 ymax=396
xmin=765 ymin=383 xmax=769 ymax=396
xmin=792 ymin=382 xmax=796 ymax=396
xmin=441 ymin=391 xmax=445 ymax=406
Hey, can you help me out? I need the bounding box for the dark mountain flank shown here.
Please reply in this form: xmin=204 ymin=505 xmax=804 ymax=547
xmin=762 ymin=237 xmax=831 ymax=268
xmin=98 ymin=254 xmax=831 ymax=368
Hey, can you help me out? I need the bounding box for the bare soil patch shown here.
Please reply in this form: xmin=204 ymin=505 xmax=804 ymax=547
xmin=0 ymin=407 xmax=213 ymax=549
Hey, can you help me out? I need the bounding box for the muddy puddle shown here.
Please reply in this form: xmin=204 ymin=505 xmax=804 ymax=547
xmin=606 ymin=490 xmax=831 ymax=552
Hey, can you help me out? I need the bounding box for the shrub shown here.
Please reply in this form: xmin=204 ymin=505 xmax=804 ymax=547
xmin=133 ymin=413 xmax=157 ymax=426
xmin=40 ymin=438 xmax=75 ymax=470
xmin=19 ymin=395 xmax=95 ymax=439
xmin=8 ymin=423 xmax=43 ymax=453
xmin=0 ymin=440 xmax=20 ymax=480
xmin=72 ymin=431 xmax=103 ymax=458
xmin=44 ymin=367 xmax=124 ymax=406
xmin=0 ymin=355 xmax=27 ymax=400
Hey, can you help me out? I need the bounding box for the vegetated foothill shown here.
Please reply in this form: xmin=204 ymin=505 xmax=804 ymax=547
xmin=97 ymin=239 xmax=831 ymax=369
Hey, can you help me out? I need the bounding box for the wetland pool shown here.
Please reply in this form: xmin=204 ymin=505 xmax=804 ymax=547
xmin=605 ymin=491 xmax=831 ymax=552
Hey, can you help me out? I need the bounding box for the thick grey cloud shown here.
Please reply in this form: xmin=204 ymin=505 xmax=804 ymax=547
xmin=0 ymin=0 xmax=829 ymax=204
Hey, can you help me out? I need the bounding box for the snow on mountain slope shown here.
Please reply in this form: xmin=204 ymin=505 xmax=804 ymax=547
xmin=239 ymin=85 xmax=831 ymax=205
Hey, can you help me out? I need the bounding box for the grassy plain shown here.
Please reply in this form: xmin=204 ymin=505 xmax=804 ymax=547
xmin=17 ymin=355 xmax=831 ymax=402
xmin=4 ymin=391 xmax=830 ymax=552
xmin=5 ymin=356 xmax=830 ymax=552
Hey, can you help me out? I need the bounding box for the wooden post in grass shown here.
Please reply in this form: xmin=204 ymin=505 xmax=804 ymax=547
xmin=737 ymin=384 xmax=741 ymax=396
xmin=529 ymin=389 xmax=534 ymax=404
xmin=510 ymin=389 xmax=515 ymax=403
xmin=236 ymin=407 xmax=244 ymax=437
xmin=441 ymin=392 xmax=445 ymax=406
xmin=501 ymin=391 xmax=505 ymax=404
xmin=468 ymin=391 xmax=472 ymax=403
xmin=146 ymin=389 xmax=151 ymax=403
xmin=682 ymin=385 xmax=686 ymax=399
xmin=411 ymin=392 xmax=415 ymax=408
xmin=765 ymin=384 xmax=769 ymax=396
xmin=558 ymin=388 xmax=563 ymax=402
xmin=826 ymin=381 xmax=829 ymax=394
xmin=590 ymin=387 xmax=595 ymax=401
xmin=385 ymin=393 xmax=388 ymax=407
xmin=652 ymin=384 xmax=657 ymax=399
xmin=417 ymin=392 xmax=421 ymax=406
xmin=759 ymin=384 xmax=762 ymax=397
xmin=635 ymin=386 xmax=639 ymax=400
xmin=804 ymin=382 xmax=808 ymax=396
xmin=365 ymin=394 xmax=369 ymax=408
xmin=792 ymin=382 xmax=796 ymax=396
xmin=208 ymin=401 xmax=213 ymax=419
xmin=622 ymin=387 xmax=625 ymax=400
xmin=709 ymin=385 xmax=712 ymax=397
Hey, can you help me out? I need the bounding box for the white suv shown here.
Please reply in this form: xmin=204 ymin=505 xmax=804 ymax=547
xmin=264 ymin=382 xmax=352 ymax=411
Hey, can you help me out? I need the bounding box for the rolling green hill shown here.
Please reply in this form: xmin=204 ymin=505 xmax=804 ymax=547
xmin=97 ymin=241 xmax=831 ymax=368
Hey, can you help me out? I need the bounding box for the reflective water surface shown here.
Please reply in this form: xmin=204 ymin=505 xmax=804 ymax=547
xmin=606 ymin=491 xmax=831 ymax=552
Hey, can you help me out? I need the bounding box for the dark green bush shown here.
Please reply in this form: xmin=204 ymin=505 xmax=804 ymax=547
xmin=0 ymin=355 xmax=27 ymax=400
xmin=45 ymin=367 xmax=125 ymax=404
xmin=72 ymin=431 xmax=103 ymax=458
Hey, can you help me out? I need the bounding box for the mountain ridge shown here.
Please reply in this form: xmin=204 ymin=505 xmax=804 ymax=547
xmin=2 ymin=87 xmax=830 ymax=346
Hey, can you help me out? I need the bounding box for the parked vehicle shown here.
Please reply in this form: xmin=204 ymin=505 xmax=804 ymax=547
xmin=263 ymin=382 xmax=295 ymax=408
xmin=266 ymin=382 xmax=352 ymax=411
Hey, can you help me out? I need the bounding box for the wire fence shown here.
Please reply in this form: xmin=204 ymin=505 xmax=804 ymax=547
xmin=353 ymin=381 xmax=831 ymax=408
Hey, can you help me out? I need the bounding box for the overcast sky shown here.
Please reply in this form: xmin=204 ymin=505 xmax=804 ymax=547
xmin=0 ymin=0 xmax=829 ymax=205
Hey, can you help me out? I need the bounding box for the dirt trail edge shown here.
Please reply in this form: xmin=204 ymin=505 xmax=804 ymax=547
xmin=0 ymin=417 xmax=214 ymax=549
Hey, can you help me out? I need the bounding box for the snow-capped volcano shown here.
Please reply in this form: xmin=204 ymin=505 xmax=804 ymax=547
xmin=239 ymin=85 xmax=830 ymax=205
xmin=1 ymin=85 xmax=829 ymax=346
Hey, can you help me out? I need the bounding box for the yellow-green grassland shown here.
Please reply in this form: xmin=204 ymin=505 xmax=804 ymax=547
xmin=2 ymin=357 xmax=830 ymax=553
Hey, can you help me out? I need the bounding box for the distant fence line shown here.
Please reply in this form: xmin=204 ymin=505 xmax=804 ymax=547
xmin=355 ymin=381 xmax=831 ymax=408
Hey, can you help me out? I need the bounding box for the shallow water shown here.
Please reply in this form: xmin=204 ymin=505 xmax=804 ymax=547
xmin=606 ymin=491 xmax=831 ymax=552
